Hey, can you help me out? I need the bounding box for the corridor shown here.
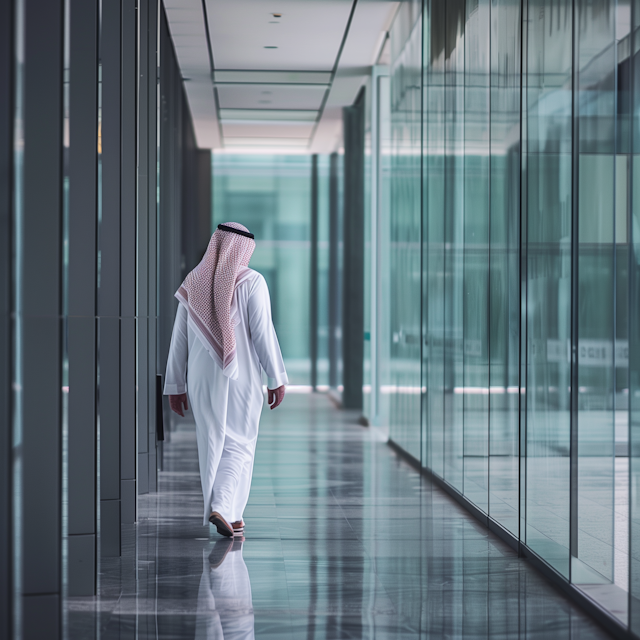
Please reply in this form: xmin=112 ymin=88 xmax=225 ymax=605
xmin=68 ymin=394 xmax=611 ymax=639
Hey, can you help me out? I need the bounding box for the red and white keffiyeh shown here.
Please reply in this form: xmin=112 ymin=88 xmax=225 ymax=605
xmin=175 ymin=222 xmax=256 ymax=380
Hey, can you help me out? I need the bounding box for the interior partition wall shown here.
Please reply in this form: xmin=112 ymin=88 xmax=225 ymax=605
xmin=375 ymin=0 xmax=640 ymax=634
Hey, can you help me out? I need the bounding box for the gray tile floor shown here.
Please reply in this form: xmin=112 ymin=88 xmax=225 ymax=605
xmin=67 ymin=394 xmax=613 ymax=639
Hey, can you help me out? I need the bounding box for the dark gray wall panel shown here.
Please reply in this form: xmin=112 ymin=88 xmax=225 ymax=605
xmin=22 ymin=319 xmax=62 ymax=593
xmin=99 ymin=0 xmax=122 ymax=319
xmin=99 ymin=318 xmax=121 ymax=501
xmin=67 ymin=534 xmax=96 ymax=597
xmin=100 ymin=499 xmax=121 ymax=557
xmin=23 ymin=594 xmax=60 ymax=640
xmin=121 ymin=317 xmax=136 ymax=485
xmin=68 ymin=0 xmax=98 ymax=318
xmin=121 ymin=310 xmax=136 ymax=522
xmin=120 ymin=0 xmax=137 ymax=320
xmin=138 ymin=452 xmax=149 ymax=496
xmin=121 ymin=479 xmax=136 ymax=524
xmin=21 ymin=1 xmax=63 ymax=632
xmin=68 ymin=318 xmax=97 ymax=536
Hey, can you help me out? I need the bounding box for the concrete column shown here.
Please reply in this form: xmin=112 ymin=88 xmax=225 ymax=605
xmin=137 ymin=0 xmax=150 ymax=496
xmin=21 ymin=0 xmax=64 ymax=636
xmin=0 ymin=0 xmax=14 ymax=635
xmin=121 ymin=0 xmax=138 ymax=522
xmin=158 ymin=13 xmax=183 ymax=439
xmin=328 ymin=152 xmax=340 ymax=389
xmin=67 ymin=0 xmax=99 ymax=594
xmin=310 ymin=154 xmax=319 ymax=389
xmin=342 ymin=88 xmax=366 ymax=410
xmin=99 ymin=0 xmax=123 ymax=556
xmin=146 ymin=0 xmax=159 ymax=493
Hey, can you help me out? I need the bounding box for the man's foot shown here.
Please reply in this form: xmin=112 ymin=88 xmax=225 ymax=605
xmin=231 ymin=520 xmax=245 ymax=537
xmin=209 ymin=511 xmax=233 ymax=537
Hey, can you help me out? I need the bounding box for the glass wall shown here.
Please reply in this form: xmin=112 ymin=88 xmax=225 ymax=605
xmin=212 ymin=154 xmax=312 ymax=384
xmin=375 ymin=0 xmax=640 ymax=631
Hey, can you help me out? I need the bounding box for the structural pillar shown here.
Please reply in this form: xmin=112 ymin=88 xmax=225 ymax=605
xmin=121 ymin=0 xmax=138 ymax=523
xmin=67 ymin=0 xmax=99 ymax=595
xmin=0 ymin=0 xmax=14 ymax=635
xmin=99 ymin=0 xmax=123 ymax=556
xmin=21 ymin=0 xmax=64 ymax=635
xmin=310 ymin=154 xmax=319 ymax=390
xmin=342 ymin=89 xmax=366 ymax=410
xmin=328 ymin=152 xmax=340 ymax=390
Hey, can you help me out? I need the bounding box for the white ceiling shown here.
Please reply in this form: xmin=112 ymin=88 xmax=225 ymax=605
xmin=164 ymin=0 xmax=398 ymax=153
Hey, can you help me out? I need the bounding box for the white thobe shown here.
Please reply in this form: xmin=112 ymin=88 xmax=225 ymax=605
xmin=164 ymin=268 xmax=288 ymax=525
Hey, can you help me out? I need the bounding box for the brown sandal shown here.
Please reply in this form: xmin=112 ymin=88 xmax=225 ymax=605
xmin=209 ymin=511 xmax=233 ymax=537
xmin=231 ymin=520 xmax=245 ymax=537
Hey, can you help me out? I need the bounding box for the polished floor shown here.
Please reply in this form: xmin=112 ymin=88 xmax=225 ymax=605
xmin=67 ymin=394 xmax=613 ymax=639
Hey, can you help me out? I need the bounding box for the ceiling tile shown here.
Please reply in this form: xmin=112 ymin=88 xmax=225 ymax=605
xmin=214 ymin=70 xmax=332 ymax=84
xmin=219 ymin=109 xmax=317 ymax=122
xmin=217 ymin=84 xmax=327 ymax=110
xmin=205 ymin=0 xmax=353 ymax=71
xmin=222 ymin=122 xmax=315 ymax=138
xmin=223 ymin=137 xmax=309 ymax=147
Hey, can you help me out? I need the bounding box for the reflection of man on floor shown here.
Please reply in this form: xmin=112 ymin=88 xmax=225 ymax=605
xmin=196 ymin=539 xmax=255 ymax=640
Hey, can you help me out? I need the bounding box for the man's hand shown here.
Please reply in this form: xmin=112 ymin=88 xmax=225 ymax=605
xmin=268 ymin=385 xmax=285 ymax=410
xmin=169 ymin=393 xmax=189 ymax=417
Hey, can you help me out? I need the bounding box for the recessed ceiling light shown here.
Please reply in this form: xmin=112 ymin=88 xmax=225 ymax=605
xmin=264 ymin=46 xmax=278 ymax=49
xmin=269 ymin=21 xmax=280 ymax=23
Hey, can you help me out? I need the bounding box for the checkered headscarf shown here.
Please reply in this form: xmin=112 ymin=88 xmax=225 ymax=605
xmin=175 ymin=222 xmax=255 ymax=379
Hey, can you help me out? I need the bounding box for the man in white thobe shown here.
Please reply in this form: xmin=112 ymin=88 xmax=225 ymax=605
xmin=164 ymin=222 xmax=287 ymax=537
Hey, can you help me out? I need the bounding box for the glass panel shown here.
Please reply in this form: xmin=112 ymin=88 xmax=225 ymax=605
xmin=388 ymin=5 xmax=422 ymax=459
xmin=211 ymin=154 xmax=312 ymax=384
xmin=378 ymin=75 xmax=392 ymax=435
xmin=462 ymin=0 xmax=490 ymax=512
xmin=523 ymin=0 xmax=573 ymax=578
xmin=488 ymin=0 xmax=521 ymax=536
xmin=424 ymin=0 xmax=446 ymax=477
xmin=443 ymin=0 xmax=466 ymax=491
xmin=364 ymin=81 xmax=372 ymax=418
xmin=629 ymin=0 xmax=640 ymax=625
xmin=573 ymin=0 xmax=617 ymax=588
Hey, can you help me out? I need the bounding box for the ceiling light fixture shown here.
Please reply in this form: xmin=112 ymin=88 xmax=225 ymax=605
xmin=264 ymin=46 xmax=278 ymax=49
